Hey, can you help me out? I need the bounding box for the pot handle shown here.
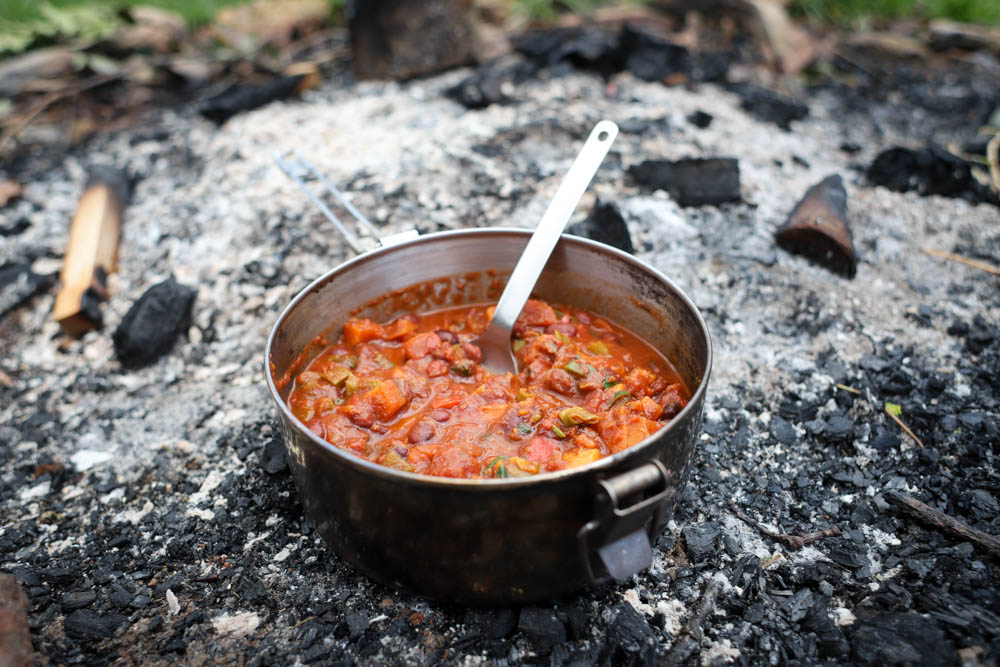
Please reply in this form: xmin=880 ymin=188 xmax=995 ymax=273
xmin=577 ymin=460 xmax=670 ymax=584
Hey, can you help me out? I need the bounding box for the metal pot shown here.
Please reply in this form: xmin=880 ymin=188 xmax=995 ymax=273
xmin=265 ymin=229 xmax=712 ymax=604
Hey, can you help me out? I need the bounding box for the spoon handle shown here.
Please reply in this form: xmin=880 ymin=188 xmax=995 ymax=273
xmin=489 ymin=120 xmax=619 ymax=335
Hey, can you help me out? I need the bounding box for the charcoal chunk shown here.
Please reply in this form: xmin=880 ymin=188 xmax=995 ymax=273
xmin=200 ymin=76 xmax=307 ymax=124
xmin=619 ymin=25 xmax=691 ymax=81
xmin=852 ymin=613 xmax=955 ymax=666
xmin=682 ymin=522 xmax=721 ymax=563
xmin=629 ymin=158 xmax=740 ymax=206
xmin=606 ymin=603 xmax=656 ymax=664
xmin=113 ymin=277 xmax=196 ymax=369
xmin=867 ymin=145 xmax=995 ymax=205
xmin=770 ymin=416 xmax=797 ymax=445
xmin=64 ymin=609 xmax=128 ymax=640
xmin=733 ymin=84 xmax=809 ymax=130
xmin=800 ymin=597 xmax=849 ymax=659
xmin=0 ymin=263 xmax=52 ymax=318
xmin=687 ymin=110 xmax=713 ymax=128
xmin=464 ymin=607 xmax=519 ymax=640
xmin=61 ymin=590 xmax=97 ymax=611
xmin=446 ymin=64 xmax=509 ymax=110
xmin=261 ymin=438 xmax=287 ymax=475
xmin=567 ymin=201 xmax=634 ymax=254
xmin=345 ymin=611 xmax=368 ymax=639
xmin=518 ymin=606 xmax=566 ymax=649
xmin=782 ymin=588 xmax=814 ymax=623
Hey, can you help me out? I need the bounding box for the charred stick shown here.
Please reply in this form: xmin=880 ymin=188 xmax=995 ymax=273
xmin=732 ymin=505 xmax=842 ymax=550
xmin=664 ymin=577 xmax=722 ymax=663
xmin=885 ymin=491 xmax=1000 ymax=559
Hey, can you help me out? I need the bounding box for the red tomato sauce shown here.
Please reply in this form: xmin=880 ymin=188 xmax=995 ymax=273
xmin=286 ymin=299 xmax=690 ymax=479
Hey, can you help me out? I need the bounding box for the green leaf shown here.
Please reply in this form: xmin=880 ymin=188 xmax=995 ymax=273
xmin=602 ymin=377 xmax=618 ymax=389
xmin=885 ymin=402 xmax=902 ymax=417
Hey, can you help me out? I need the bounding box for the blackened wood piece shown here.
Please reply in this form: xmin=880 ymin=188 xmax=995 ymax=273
xmin=347 ymin=0 xmax=479 ymax=80
xmin=629 ymin=158 xmax=741 ymax=206
xmin=775 ymin=174 xmax=857 ymax=278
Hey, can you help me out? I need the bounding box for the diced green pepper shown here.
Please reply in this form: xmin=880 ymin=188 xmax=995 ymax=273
xmin=512 ymin=339 xmax=526 ymax=353
xmin=552 ymin=425 xmax=567 ymax=438
xmin=564 ymin=360 xmax=587 ymax=377
xmin=586 ymin=341 xmax=609 ymax=355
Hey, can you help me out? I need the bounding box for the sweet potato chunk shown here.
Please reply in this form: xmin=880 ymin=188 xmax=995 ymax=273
xmin=342 ymin=318 xmax=384 ymax=346
xmin=362 ymin=379 xmax=409 ymax=421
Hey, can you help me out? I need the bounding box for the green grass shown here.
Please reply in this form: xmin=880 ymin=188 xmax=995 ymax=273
xmin=790 ymin=0 xmax=1000 ymax=27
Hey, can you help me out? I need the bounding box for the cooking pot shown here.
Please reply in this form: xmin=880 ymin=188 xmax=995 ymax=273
xmin=265 ymin=228 xmax=712 ymax=604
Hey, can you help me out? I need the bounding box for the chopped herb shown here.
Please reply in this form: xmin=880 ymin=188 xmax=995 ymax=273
xmin=517 ymin=422 xmax=532 ymax=435
xmin=559 ymin=407 xmax=600 ymax=426
xmin=512 ymin=338 xmax=526 ymax=353
xmin=552 ymin=425 xmax=566 ymax=438
xmin=602 ymin=377 xmax=618 ymax=389
xmin=564 ymin=360 xmax=587 ymax=377
xmin=586 ymin=341 xmax=609 ymax=355
xmin=609 ymin=389 xmax=632 ymax=408
xmin=451 ymin=362 xmax=473 ymax=377
xmin=495 ymin=464 xmax=509 ymax=478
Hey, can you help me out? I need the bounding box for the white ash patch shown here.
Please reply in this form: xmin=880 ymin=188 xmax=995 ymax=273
xmin=701 ymin=637 xmax=741 ymax=665
xmin=211 ymin=611 xmax=260 ymax=637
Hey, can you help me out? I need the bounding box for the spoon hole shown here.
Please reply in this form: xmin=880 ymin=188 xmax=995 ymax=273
xmin=598 ymin=130 xmax=610 ymax=141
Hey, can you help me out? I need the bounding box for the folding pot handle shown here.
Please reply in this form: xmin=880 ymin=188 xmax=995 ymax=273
xmin=578 ymin=460 xmax=670 ymax=584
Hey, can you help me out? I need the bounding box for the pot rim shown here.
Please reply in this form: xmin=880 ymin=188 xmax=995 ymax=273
xmin=264 ymin=228 xmax=713 ymax=490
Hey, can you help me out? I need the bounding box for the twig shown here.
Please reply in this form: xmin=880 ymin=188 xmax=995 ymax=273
xmin=835 ymin=383 xmax=860 ymax=394
xmin=885 ymin=491 xmax=1000 ymax=560
xmin=0 ymin=368 xmax=14 ymax=389
xmin=884 ymin=403 xmax=924 ymax=448
xmin=664 ymin=577 xmax=722 ymax=664
xmin=732 ymin=505 xmax=842 ymax=550
xmin=921 ymin=247 xmax=1000 ymax=277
